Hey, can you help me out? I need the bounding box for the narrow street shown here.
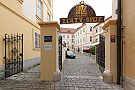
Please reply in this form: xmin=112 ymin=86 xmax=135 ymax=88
xmin=0 ymin=53 xmax=123 ymax=90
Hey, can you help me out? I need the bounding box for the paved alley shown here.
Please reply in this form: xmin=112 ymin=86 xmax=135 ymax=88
xmin=0 ymin=53 xmax=123 ymax=90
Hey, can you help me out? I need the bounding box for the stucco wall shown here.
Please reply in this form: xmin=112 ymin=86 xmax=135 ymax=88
xmin=0 ymin=0 xmax=22 ymax=14
xmin=122 ymin=0 xmax=135 ymax=89
xmin=0 ymin=2 xmax=40 ymax=65
xmin=104 ymin=21 xmax=117 ymax=83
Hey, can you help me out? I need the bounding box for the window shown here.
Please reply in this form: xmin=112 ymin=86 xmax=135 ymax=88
xmin=95 ymin=38 xmax=98 ymax=42
xmin=83 ymin=28 xmax=85 ymax=33
xmin=80 ymin=30 xmax=82 ymax=34
xmin=90 ymin=27 xmax=92 ymax=31
xmin=72 ymin=45 xmax=74 ymax=49
xmin=96 ymin=28 xmax=98 ymax=33
xmin=67 ymin=41 xmax=69 ymax=45
xmin=63 ymin=41 xmax=65 ymax=44
xmin=67 ymin=35 xmax=69 ymax=38
xmin=72 ymin=35 xmax=74 ymax=38
xmin=90 ymin=36 xmax=92 ymax=42
xmin=63 ymin=35 xmax=65 ymax=38
xmin=72 ymin=39 xmax=74 ymax=43
xmin=34 ymin=32 xmax=40 ymax=49
xmin=47 ymin=12 xmax=51 ymax=21
xmin=37 ymin=0 xmax=43 ymax=19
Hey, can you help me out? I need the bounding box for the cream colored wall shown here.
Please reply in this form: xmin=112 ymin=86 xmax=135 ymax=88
xmin=0 ymin=0 xmax=22 ymax=14
xmin=0 ymin=2 xmax=40 ymax=65
xmin=22 ymin=0 xmax=36 ymax=23
xmin=110 ymin=24 xmax=117 ymax=83
xmin=39 ymin=22 xmax=59 ymax=80
xmin=123 ymin=0 xmax=135 ymax=81
xmin=105 ymin=27 xmax=111 ymax=71
xmin=105 ymin=25 xmax=117 ymax=83
xmin=104 ymin=21 xmax=117 ymax=83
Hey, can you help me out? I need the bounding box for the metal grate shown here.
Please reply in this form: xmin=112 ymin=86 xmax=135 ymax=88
xmin=58 ymin=36 xmax=62 ymax=71
xmin=96 ymin=34 xmax=105 ymax=70
xmin=3 ymin=34 xmax=23 ymax=78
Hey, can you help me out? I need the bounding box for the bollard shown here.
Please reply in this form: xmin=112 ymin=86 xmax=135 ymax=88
xmin=103 ymin=70 xmax=113 ymax=84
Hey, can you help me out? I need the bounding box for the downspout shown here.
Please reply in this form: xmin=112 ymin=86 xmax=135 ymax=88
xmin=117 ymin=0 xmax=122 ymax=85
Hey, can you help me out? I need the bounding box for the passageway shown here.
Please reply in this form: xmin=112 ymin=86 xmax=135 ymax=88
xmin=0 ymin=53 xmax=122 ymax=90
xmin=55 ymin=53 xmax=121 ymax=90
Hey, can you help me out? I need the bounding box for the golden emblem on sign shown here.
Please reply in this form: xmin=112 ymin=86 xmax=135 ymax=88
xmin=75 ymin=1 xmax=87 ymax=16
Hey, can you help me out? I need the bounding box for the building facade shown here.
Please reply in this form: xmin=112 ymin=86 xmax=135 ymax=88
xmin=0 ymin=0 xmax=53 ymax=78
xmin=60 ymin=24 xmax=95 ymax=53
xmin=60 ymin=28 xmax=76 ymax=51
xmin=74 ymin=24 xmax=94 ymax=53
xmin=93 ymin=16 xmax=112 ymax=46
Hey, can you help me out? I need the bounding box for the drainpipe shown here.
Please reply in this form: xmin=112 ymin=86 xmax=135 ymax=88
xmin=117 ymin=0 xmax=122 ymax=85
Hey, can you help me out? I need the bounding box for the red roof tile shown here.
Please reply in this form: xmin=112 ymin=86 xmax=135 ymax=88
xmin=60 ymin=28 xmax=77 ymax=34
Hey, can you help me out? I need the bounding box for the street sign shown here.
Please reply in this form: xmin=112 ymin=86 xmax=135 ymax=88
xmin=44 ymin=43 xmax=52 ymax=50
xmin=44 ymin=36 xmax=52 ymax=42
xmin=111 ymin=35 xmax=115 ymax=42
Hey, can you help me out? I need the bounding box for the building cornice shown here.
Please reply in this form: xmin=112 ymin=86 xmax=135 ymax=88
xmin=102 ymin=20 xmax=117 ymax=30
xmin=93 ymin=16 xmax=112 ymax=28
xmin=38 ymin=21 xmax=60 ymax=30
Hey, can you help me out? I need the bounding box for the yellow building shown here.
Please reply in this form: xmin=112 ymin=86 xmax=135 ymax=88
xmin=0 ymin=0 xmax=53 ymax=78
xmin=103 ymin=0 xmax=135 ymax=89
xmin=122 ymin=0 xmax=135 ymax=89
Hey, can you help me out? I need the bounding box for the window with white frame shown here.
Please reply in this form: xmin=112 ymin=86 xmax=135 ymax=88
xmin=37 ymin=0 xmax=43 ymax=19
xmin=96 ymin=28 xmax=98 ymax=33
xmin=34 ymin=32 xmax=40 ymax=49
xmin=90 ymin=27 xmax=92 ymax=31
xmin=95 ymin=38 xmax=98 ymax=42
xmin=90 ymin=36 xmax=92 ymax=42
xmin=67 ymin=35 xmax=69 ymax=38
xmin=72 ymin=35 xmax=74 ymax=38
xmin=72 ymin=39 xmax=74 ymax=43
xmin=80 ymin=30 xmax=82 ymax=34
xmin=83 ymin=28 xmax=85 ymax=33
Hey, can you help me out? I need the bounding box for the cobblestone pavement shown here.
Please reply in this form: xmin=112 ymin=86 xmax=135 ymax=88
xmin=0 ymin=53 xmax=123 ymax=90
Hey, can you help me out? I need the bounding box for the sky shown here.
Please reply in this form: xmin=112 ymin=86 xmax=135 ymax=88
xmin=53 ymin=0 xmax=112 ymax=29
